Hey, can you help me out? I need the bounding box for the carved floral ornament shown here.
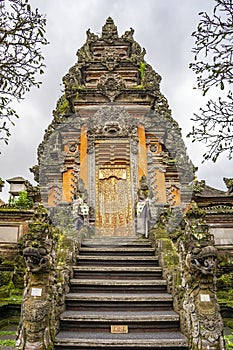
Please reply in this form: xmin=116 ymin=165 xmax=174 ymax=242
xmin=97 ymin=73 xmax=126 ymax=102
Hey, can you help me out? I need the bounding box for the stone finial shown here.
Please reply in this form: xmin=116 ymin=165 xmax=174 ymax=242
xmin=101 ymin=17 xmax=118 ymax=43
xmin=6 ymin=176 xmax=27 ymax=197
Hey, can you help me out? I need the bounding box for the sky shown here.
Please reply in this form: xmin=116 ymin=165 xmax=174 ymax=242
xmin=0 ymin=0 xmax=232 ymax=202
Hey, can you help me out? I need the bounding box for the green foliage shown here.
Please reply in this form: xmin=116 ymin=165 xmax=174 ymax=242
xmin=56 ymin=95 xmax=70 ymax=116
xmin=224 ymin=319 xmax=233 ymax=330
xmin=134 ymin=84 xmax=144 ymax=89
xmin=0 ymin=0 xmax=48 ymax=146
xmin=0 ymin=281 xmax=23 ymax=307
xmin=217 ymin=290 xmax=233 ymax=309
xmin=0 ymin=271 xmax=12 ymax=288
xmin=9 ymin=191 xmax=33 ymax=209
xmin=185 ymin=201 xmax=206 ymax=219
xmin=225 ymin=334 xmax=233 ymax=350
xmin=138 ymin=62 xmax=146 ymax=80
xmin=0 ymin=331 xmax=16 ymax=347
xmin=0 ymin=339 xmax=16 ymax=347
xmin=188 ymin=0 xmax=233 ymax=162
xmin=218 ymin=272 xmax=233 ymax=289
xmin=217 ymin=272 xmax=233 ymax=310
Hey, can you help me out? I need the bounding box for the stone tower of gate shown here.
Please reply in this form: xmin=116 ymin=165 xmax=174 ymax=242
xmin=34 ymin=17 xmax=194 ymax=236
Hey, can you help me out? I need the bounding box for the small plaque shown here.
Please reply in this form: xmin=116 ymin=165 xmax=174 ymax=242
xmin=200 ymin=294 xmax=210 ymax=302
xmin=111 ymin=325 xmax=128 ymax=334
xmin=31 ymin=288 xmax=42 ymax=297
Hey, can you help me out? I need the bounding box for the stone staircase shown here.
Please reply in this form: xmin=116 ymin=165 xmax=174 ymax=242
xmin=55 ymin=236 xmax=188 ymax=350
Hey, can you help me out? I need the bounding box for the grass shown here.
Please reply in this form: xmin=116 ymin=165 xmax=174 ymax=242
xmin=0 ymin=331 xmax=16 ymax=347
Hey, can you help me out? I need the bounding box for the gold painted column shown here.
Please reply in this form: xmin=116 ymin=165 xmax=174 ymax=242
xmin=80 ymin=125 xmax=88 ymax=189
xmin=137 ymin=123 xmax=148 ymax=181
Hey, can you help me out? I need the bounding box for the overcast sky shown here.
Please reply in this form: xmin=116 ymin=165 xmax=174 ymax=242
xmin=0 ymin=0 xmax=232 ymax=201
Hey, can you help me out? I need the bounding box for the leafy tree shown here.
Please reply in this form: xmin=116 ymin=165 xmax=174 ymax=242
xmin=188 ymin=0 xmax=233 ymax=162
xmin=0 ymin=0 xmax=48 ymax=146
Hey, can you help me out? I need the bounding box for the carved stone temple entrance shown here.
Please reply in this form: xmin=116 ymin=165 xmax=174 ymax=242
xmin=35 ymin=16 xmax=194 ymax=238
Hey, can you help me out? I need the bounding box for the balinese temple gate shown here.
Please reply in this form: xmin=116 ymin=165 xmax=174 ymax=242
xmin=14 ymin=18 xmax=226 ymax=350
xmin=36 ymin=17 xmax=194 ymax=237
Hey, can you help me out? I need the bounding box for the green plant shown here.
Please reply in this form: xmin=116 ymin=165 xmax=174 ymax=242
xmin=0 ymin=331 xmax=16 ymax=346
xmin=9 ymin=191 xmax=33 ymax=209
xmin=57 ymin=95 xmax=70 ymax=115
xmin=0 ymin=339 xmax=16 ymax=346
xmin=0 ymin=331 xmax=16 ymax=336
xmin=225 ymin=334 xmax=233 ymax=350
xmin=138 ymin=62 xmax=146 ymax=79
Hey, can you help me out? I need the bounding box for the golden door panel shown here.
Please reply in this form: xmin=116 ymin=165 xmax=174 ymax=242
xmin=95 ymin=167 xmax=133 ymax=237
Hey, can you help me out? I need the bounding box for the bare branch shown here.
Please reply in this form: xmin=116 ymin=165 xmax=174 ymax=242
xmin=189 ymin=0 xmax=233 ymax=161
xmin=0 ymin=0 xmax=48 ymax=148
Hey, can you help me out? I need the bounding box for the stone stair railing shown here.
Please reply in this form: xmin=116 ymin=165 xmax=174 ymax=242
xmin=15 ymin=205 xmax=82 ymax=350
xmin=149 ymin=202 xmax=226 ymax=350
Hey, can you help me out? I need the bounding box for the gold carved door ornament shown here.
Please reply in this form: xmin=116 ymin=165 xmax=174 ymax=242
xmin=96 ymin=167 xmax=133 ymax=236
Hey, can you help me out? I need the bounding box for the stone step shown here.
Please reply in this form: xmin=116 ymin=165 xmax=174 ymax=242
xmin=69 ymin=279 xmax=167 ymax=293
xmin=55 ymin=331 xmax=188 ymax=350
xmin=82 ymin=237 xmax=151 ymax=248
xmin=73 ymin=266 xmax=163 ymax=280
xmin=59 ymin=310 xmax=180 ymax=332
xmin=55 ymin=237 xmax=187 ymax=350
xmin=76 ymin=255 xmax=159 ymax=267
xmin=60 ymin=310 xmax=179 ymax=322
xmin=65 ymin=292 xmax=174 ymax=311
xmin=79 ymin=247 xmax=155 ymax=256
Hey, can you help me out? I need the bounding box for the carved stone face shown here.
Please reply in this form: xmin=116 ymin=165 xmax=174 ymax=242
xmin=103 ymin=122 xmax=121 ymax=136
xmin=186 ymin=245 xmax=217 ymax=276
xmin=23 ymin=246 xmax=50 ymax=273
xmin=202 ymin=256 xmax=216 ymax=274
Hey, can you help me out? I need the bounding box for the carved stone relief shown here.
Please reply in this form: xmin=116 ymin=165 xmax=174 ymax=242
xmin=88 ymin=151 xmax=96 ymax=212
xmin=146 ymin=151 xmax=158 ymax=202
xmin=101 ymin=17 xmax=118 ymax=44
xmin=97 ymin=73 xmax=126 ymax=102
xmin=101 ymin=47 xmax=121 ymax=71
xmin=88 ymin=105 xmax=138 ymax=139
xmin=130 ymin=141 xmax=138 ymax=204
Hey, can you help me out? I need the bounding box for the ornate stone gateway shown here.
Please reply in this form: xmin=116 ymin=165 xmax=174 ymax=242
xmin=35 ymin=17 xmax=194 ymax=238
xmin=18 ymin=18 xmax=226 ymax=350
